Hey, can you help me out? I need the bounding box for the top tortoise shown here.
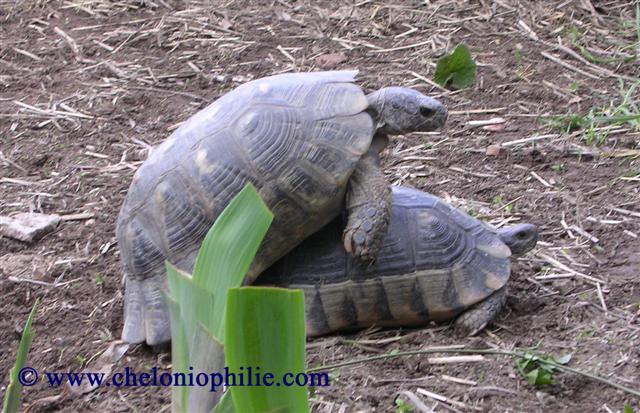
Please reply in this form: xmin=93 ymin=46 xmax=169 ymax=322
xmin=117 ymin=70 xmax=448 ymax=345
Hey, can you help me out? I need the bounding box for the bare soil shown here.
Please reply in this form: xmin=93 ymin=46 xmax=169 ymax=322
xmin=1 ymin=1 xmax=639 ymax=412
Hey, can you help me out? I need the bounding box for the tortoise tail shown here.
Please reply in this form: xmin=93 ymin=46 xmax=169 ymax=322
xmin=122 ymin=273 xmax=170 ymax=345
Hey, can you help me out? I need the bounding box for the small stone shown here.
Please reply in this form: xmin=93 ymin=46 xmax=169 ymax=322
xmin=0 ymin=212 xmax=61 ymax=243
xmin=486 ymin=144 xmax=502 ymax=156
xmin=315 ymin=52 xmax=347 ymax=70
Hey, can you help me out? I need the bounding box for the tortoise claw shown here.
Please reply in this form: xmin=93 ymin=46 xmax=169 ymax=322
xmin=342 ymin=214 xmax=384 ymax=263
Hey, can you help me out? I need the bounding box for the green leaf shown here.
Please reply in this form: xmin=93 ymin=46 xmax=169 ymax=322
xmin=225 ymin=287 xmax=309 ymax=413
xmin=433 ymin=43 xmax=477 ymax=89
xmin=525 ymin=368 xmax=554 ymax=386
xmin=166 ymin=295 xmax=190 ymax=413
xmin=3 ymin=299 xmax=38 ymax=413
xmin=624 ymin=404 xmax=636 ymax=413
xmin=192 ymin=183 xmax=273 ymax=341
xmin=395 ymin=398 xmax=415 ymax=413
xmin=166 ymin=263 xmax=216 ymax=343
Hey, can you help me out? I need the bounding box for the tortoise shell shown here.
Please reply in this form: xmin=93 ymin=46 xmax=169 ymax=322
xmin=257 ymin=186 xmax=512 ymax=336
xmin=117 ymin=71 xmax=376 ymax=344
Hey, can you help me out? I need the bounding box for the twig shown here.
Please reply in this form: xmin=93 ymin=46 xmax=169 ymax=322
xmin=568 ymin=224 xmax=599 ymax=243
xmin=596 ymin=283 xmax=608 ymax=313
xmin=407 ymin=71 xmax=449 ymax=93
xmin=13 ymin=47 xmax=42 ymax=61
xmin=501 ymin=134 xmax=559 ymax=147
xmin=0 ymin=151 xmax=28 ymax=173
xmin=530 ymin=171 xmax=552 ymax=187
xmin=441 ymin=375 xmax=477 ymax=386
xmin=426 ymin=355 xmax=485 ymax=364
xmin=611 ymin=207 xmax=640 ymax=219
xmin=8 ymin=276 xmax=80 ymax=287
xmin=416 ymin=388 xmax=480 ymax=412
xmin=276 ymin=45 xmax=296 ymax=64
xmin=60 ymin=213 xmax=95 ymax=221
xmin=399 ymin=391 xmax=435 ymax=413
xmin=537 ymin=253 xmax=606 ymax=284
xmin=448 ymin=166 xmax=496 ymax=178
xmin=54 ymin=26 xmax=81 ymax=59
xmin=368 ymin=39 xmax=432 ymax=54
xmin=541 ymin=51 xmax=600 ymax=79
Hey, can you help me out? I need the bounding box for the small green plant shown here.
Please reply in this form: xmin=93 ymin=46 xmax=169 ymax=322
xmin=542 ymin=80 xmax=640 ymax=146
xmin=568 ymin=80 xmax=580 ymax=92
xmin=94 ymin=272 xmax=105 ymax=286
xmin=624 ymin=404 xmax=636 ymax=413
xmin=420 ymin=137 xmax=433 ymax=149
xmin=492 ymin=194 xmax=504 ymax=205
xmin=516 ymin=352 xmax=572 ymax=386
xmin=566 ymin=25 xmax=637 ymax=65
xmin=395 ymin=398 xmax=414 ymax=413
xmin=433 ymin=43 xmax=477 ymax=89
xmin=465 ymin=206 xmax=479 ymax=217
xmin=2 ymin=300 xmax=38 ymax=413
xmin=623 ymin=169 xmax=640 ymax=178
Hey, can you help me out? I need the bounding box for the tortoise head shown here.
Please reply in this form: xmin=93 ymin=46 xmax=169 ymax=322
xmin=497 ymin=223 xmax=538 ymax=257
xmin=367 ymin=87 xmax=448 ymax=135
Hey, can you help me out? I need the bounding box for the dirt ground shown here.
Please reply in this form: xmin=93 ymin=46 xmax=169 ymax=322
xmin=1 ymin=0 xmax=639 ymax=412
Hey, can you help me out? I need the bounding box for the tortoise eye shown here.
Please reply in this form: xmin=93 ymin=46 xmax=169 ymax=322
xmin=420 ymin=106 xmax=435 ymax=117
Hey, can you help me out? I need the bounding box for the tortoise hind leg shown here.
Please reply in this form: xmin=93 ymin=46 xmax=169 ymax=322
xmin=122 ymin=273 xmax=171 ymax=345
xmin=343 ymin=145 xmax=392 ymax=263
xmin=453 ymin=287 xmax=507 ymax=336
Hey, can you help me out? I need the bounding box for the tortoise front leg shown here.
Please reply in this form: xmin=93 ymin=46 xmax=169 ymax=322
xmin=453 ymin=287 xmax=507 ymax=336
xmin=342 ymin=145 xmax=392 ymax=263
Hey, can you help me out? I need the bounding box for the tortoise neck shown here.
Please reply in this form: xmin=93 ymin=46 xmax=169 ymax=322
xmin=366 ymin=90 xmax=393 ymax=135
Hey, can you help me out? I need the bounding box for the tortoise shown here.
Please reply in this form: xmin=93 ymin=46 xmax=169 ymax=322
xmin=117 ymin=70 xmax=448 ymax=345
xmin=256 ymin=186 xmax=538 ymax=336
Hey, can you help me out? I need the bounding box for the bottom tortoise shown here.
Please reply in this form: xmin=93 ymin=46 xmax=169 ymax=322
xmin=257 ymin=186 xmax=538 ymax=336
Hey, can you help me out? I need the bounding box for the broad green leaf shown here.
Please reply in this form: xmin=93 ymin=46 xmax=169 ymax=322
xmin=3 ymin=299 xmax=38 ymax=413
xmin=433 ymin=43 xmax=477 ymax=89
xmin=166 ymin=276 xmax=226 ymax=412
xmin=193 ymin=183 xmax=273 ymax=341
xmin=166 ymin=295 xmax=190 ymax=413
xmin=525 ymin=368 xmax=554 ymax=386
xmin=187 ymin=323 xmax=225 ymax=412
xmin=166 ymin=263 xmax=216 ymax=342
xmin=624 ymin=404 xmax=636 ymax=413
xmin=225 ymin=287 xmax=308 ymax=413
xmin=166 ymin=183 xmax=274 ymax=412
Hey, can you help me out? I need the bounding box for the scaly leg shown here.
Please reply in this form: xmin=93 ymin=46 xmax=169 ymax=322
xmin=342 ymin=146 xmax=392 ymax=263
xmin=453 ymin=287 xmax=507 ymax=336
